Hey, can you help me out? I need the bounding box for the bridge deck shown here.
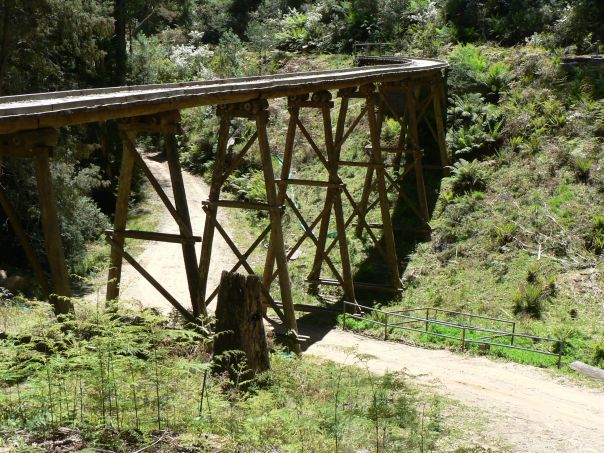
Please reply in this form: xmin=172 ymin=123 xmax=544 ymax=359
xmin=0 ymin=58 xmax=446 ymax=134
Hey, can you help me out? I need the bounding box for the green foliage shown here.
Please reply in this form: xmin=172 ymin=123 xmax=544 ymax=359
xmin=448 ymin=159 xmax=488 ymax=195
xmin=445 ymin=0 xmax=562 ymax=44
xmin=447 ymin=93 xmax=504 ymax=157
xmin=553 ymin=0 xmax=604 ymax=53
xmin=275 ymin=8 xmax=321 ymax=51
xmin=210 ymin=30 xmax=251 ymax=78
xmin=495 ymin=223 xmax=518 ymax=246
xmin=0 ymin=0 xmax=114 ymax=95
xmin=0 ymin=301 xmax=445 ymax=450
xmin=225 ymin=170 xmax=267 ymax=204
xmin=0 ymin=149 xmax=108 ymax=274
xmin=586 ymin=215 xmax=604 ymax=255
xmin=448 ymin=45 xmax=512 ymax=96
xmin=593 ymin=343 xmax=604 ymax=367
xmin=512 ymin=264 xmax=557 ymax=319
xmin=481 ymin=62 xmax=512 ymax=95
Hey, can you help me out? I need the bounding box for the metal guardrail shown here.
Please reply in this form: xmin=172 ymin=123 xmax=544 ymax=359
xmin=342 ymin=302 xmax=565 ymax=368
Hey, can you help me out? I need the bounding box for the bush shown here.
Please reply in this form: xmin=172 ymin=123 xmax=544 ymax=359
xmin=593 ymin=343 xmax=604 ymax=367
xmin=225 ymin=169 xmax=267 ymax=204
xmin=448 ymin=159 xmax=488 ymax=195
xmin=447 ymin=93 xmax=503 ymax=158
xmin=586 ymin=215 xmax=604 ymax=255
xmin=445 ymin=0 xmax=560 ymax=44
xmin=513 ymin=284 xmax=545 ymax=319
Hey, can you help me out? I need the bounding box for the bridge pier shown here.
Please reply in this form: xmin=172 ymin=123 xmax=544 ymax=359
xmin=197 ymin=100 xmax=301 ymax=352
xmin=0 ymin=129 xmax=72 ymax=314
xmin=0 ymin=58 xmax=448 ymax=341
xmin=105 ymin=111 xmax=203 ymax=322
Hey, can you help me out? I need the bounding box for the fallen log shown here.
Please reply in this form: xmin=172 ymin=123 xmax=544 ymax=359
xmin=569 ymin=361 xmax=604 ymax=381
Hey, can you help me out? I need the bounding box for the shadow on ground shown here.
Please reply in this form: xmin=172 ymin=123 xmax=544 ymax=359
xmin=293 ymin=163 xmax=444 ymax=350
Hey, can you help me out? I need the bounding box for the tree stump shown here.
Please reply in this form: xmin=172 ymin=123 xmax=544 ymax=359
xmin=213 ymin=271 xmax=270 ymax=382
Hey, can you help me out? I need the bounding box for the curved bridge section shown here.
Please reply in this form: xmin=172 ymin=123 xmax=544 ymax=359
xmin=0 ymin=58 xmax=448 ymax=351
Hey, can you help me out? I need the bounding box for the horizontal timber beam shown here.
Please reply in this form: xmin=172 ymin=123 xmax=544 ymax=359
xmin=0 ymin=59 xmax=447 ymax=135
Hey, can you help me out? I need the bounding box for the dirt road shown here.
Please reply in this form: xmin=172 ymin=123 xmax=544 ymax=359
xmin=303 ymin=327 xmax=604 ymax=452
xmin=92 ymin=152 xmax=236 ymax=313
xmin=97 ymin=155 xmax=604 ymax=452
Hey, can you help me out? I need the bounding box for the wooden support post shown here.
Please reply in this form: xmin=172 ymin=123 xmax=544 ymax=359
xmin=162 ymin=113 xmax=204 ymax=317
xmin=0 ymin=185 xmax=50 ymax=296
xmin=263 ymin=100 xmax=299 ymax=291
xmin=355 ymin=94 xmax=387 ymax=238
xmin=255 ymin=104 xmax=300 ymax=354
xmin=405 ymin=87 xmax=430 ymax=222
xmin=33 ymin=147 xmax=73 ymax=314
xmin=320 ymin=94 xmax=355 ymax=303
xmin=198 ymin=113 xmax=231 ymax=305
xmin=106 ymin=130 xmax=136 ymax=302
xmin=213 ymin=271 xmax=270 ymax=380
xmin=105 ymin=233 xmax=201 ymax=326
xmin=308 ymin=91 xmax=356 ymax=302
xmin=431 ymin=79 xmax=450 ymax=174
xmin=365 ymin=85 xmax=401 ymax=289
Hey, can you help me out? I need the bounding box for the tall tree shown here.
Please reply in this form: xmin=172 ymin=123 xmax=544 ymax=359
xmin=111 ymin=0 xmax=128 ymax=86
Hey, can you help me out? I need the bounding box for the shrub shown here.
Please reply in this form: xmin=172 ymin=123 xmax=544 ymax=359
xmin=573 ymin=157 xmax=593 ymax=183
xmin=448 ymin=159 xmax=488 ymax=195
xmin=445 ymin=0 xmax=561 ymax=44
xmin=495 ymin=223 xmax=517 ymax=246
xmin=448 ymin=45 xmax=489 ymax=94
xmin=447 ymin=93 xmax=503 ymax=158
xmin=593 ymin=343 xmax=604 ymax=367
xmin=480 ymin=61 xmax=511 ymax=95
xmin=586 ymin=215 xmax=604 ymax=255
xmin=513 ymin=284 xmax=545 ymax=319
xmin=225 ymin=169 xmax=267 ymax=204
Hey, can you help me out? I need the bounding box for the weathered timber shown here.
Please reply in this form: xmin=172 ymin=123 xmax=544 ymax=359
xmin=163 ymin=113 xmax=203 ymax=317
xmin=198 ymin=114 xmax=231 ymax=305
xmin=33 ymin=147 xmax=73 ymax=314
xmin=0 ymin=60 xmax=447 ymax=135
xmin=365 ymin=85 xmax=401 ymax=289
xmin=107 ymin=229 xmax=201 ymax=243
xmin=263 ymin=102 xmax=297 ymax=290
xmin=106 ymin=130 xmax=136 ymax=302
xmin=213 ymin=272 xmax=271 ymax=379
xmin=0 ymin=58 xmax=448 ymax=343
xmin=105 ymin=234 xmax=198 ymax=325
xmin=569 ymin=361 xmax=604 ymax=381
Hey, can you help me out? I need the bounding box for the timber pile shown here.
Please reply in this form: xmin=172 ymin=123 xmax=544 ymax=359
xmin=213 ymin=271 xmax=271 ymax=379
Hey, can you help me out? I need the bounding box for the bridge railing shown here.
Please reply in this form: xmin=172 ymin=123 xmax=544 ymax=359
xmin=342 ymin=302 xmax=565 ymax=368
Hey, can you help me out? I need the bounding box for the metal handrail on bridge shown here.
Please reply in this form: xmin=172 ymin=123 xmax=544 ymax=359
xmin=342 ymin=302 xmax=565 ymax=368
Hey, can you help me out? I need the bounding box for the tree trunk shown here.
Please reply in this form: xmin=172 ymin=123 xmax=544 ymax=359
xmin=112 ymin=0 xmax=127 ymax=86
xmin=213 ymin=272 xmax=270 ymax=383
xmin=0 ymin=0 xmax=15 ymax=95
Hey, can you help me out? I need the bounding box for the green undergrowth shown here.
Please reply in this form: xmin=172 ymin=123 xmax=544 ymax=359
xmin=0 ymin=300 xmax=469 ymax=452
xmin=340 ymin=314 xmax=563 ymax=368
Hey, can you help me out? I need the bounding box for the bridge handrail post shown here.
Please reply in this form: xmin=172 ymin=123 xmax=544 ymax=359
xmin=384 ymin=312 xmax=389 ymax=340
xmin=557 ymin=341 xmax=565 ymax=369
xmin=425 ymin=307 xmax=430 ymax=332
xmin=461 ymin=326 xmax=466 ymax=351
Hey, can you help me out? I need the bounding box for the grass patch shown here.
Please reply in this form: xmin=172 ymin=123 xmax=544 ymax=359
xmin=0 ymin=300 xmax=451 ymax=452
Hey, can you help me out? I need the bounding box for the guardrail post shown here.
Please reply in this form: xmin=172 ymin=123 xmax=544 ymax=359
xmin=461 ymin=326 xmax=466 ymax=351
xmin=384 ymin=313 xmax=389 ymax=340
xmin=511 ymin=322 xmax=516 ymax=345
xmin=425 ymin=308 xmax=430 ymax=332
xmin=557 ymin=341 xmax=564 ymax=368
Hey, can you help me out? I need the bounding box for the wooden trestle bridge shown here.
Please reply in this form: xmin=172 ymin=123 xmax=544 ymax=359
xmin=0 ymin=57 xmax=448 ymax=351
